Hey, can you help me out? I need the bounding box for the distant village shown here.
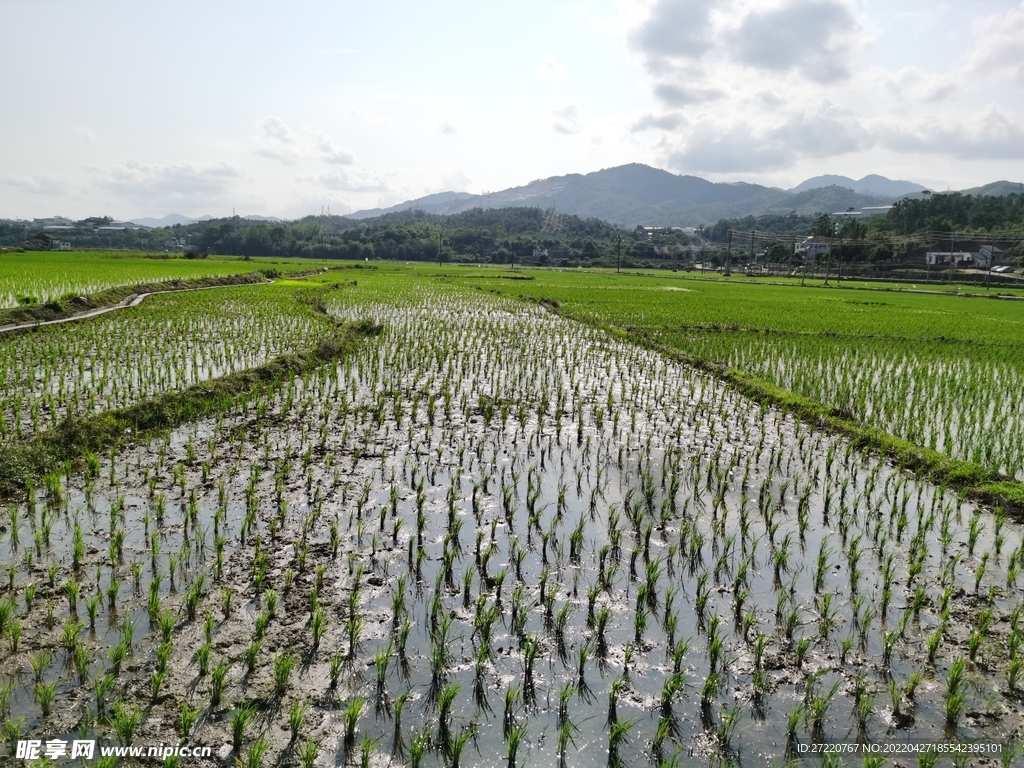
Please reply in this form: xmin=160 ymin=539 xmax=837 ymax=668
xmin=15 ymin=216 xmax=196 ymax=255
xmin=5 ymin=204 xmax=1020 ymax=278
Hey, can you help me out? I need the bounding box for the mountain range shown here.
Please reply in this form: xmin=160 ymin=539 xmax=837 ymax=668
xmin=787 ymin=174 xmax=926 ymax=197
xmin=348 ymin=164 xmax=905 ymax=227
xmin=127 ymin=166 xmax=1022 ymax=230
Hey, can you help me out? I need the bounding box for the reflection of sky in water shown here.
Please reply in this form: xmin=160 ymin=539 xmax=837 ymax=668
xmin=3 ymin=288 xmax=1020 ymax=765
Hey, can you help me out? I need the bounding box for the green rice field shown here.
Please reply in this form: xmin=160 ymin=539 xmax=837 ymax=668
xmin=0 ymin=260 xmax=1022 ymax=768
xmin=454 ymin=270 xmax=1024 ymax=482
xmin=0 ymin=252 xmax=319 ymax=309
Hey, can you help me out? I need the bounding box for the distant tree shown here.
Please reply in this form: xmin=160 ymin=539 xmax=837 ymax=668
xmin=839 ymin=220 xmax=867 ymax=240
xmin=764 ymin=243 xmax=790 ymax=262
xmin=808 ymin=214 xmax=833 ymax=237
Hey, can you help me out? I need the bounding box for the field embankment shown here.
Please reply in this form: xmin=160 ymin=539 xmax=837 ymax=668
xmin=454 ymin=268 xmax=1024 ymax=510
xmin=0 ymin=318 xmax=380 ymax=497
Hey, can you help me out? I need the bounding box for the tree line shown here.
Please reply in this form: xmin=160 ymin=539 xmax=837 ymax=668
xmin=3 ymin=191 xmax=1021 ymax=266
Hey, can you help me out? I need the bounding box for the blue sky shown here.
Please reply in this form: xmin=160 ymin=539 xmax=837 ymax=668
xmin=2 ymin=0 xmax=1023 ymax=219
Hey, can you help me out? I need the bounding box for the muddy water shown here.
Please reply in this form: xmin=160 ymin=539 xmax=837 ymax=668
xmin=2 ymin=287 xmax=1023 ymax=767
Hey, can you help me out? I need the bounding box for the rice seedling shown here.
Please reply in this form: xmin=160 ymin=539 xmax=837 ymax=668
xmin=945 ymin=657 xmax=968 ymax=728
xmin=209 ymin=661 xmax=229 ymax=707
xmin=2 ymin=718 xmax=24 ymax=755
xmin=196 ymin=643 xmax=212 ymax=677
xmin=238 ymin=735 xmax=269 ymax=768
xmin=272 ymin=652 xmax=295 ymax=697
xmin=288 ymin=698 xmax=309 ymax=741
xmin=1 ymin=271 xmax=1021 ymax=766
xmin=507 ymin=722 xmax=527 ymax=768
xmin=111 ymin=699 xmax=141 ymax=746
xmin=229 ymin=702 xmax=256 ymax=752
xmin=607 ymin=718 xmax=635 ymax=767
xmin=344 ymin=697 xmax=365 ymax=751
xmin=179 ymin=701 xmax=200 ymax=740
xmin=409 ymin=729 xmax=429 ymax=768
xmin=298 ymin=739 xmax=319 ymax=768
xmin=34 ymin=682 xmax=55 ymax=717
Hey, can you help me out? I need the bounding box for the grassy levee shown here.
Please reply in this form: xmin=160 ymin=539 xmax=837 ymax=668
xmin=452 ymin=266 xmax=1021 ymax=511
xmin=602 ymin=320 xmax=1024 ymax=512
xmin=0 ymin=271 xmax=271 ymax=326
xmin=0 ymin=318 xmax=382 ymax=498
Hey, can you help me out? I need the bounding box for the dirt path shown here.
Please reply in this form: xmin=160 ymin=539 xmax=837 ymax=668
xmin=0 ymin=268 xmax=328 ymax=336
xmin=0 ymin=282 xmax=265 ymax=335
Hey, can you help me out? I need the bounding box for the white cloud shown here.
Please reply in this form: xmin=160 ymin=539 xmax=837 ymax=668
xmin=882 ymin=67 xmax=959 ymax=104
xmin=878 ymin=106 xmax=1024 ymax=160
xmin=967 ymin=1 xmax=1024 ymax=86
xmin=653 ymin=83 xmax=724 ymax=106
xmin=253 ymin=146 xmax=301 ymax=165
xmin=536 ymin=55 xmax=568 ymax=80
xmin=252 ymin=117 xmax=354 ymax=166
xmin=757 ymin=91 xmax=787 ymax=108
xmin=773 ymin=105 xmax=871 ymax=157
xmin=253 ymin=117 xmax=302 ymax=165
xmin=631 ymin=0 xmax=866 ymax=83
xmin=315 ymin=134 xmax=355 ymax=165
xmin=553 ymin=105 xmax=580 ymax=135
xmin=667 ymin=121 xmax=795 ymax=173
xmin=297 ymin=169 xmax=391 ymax=194
xmin=347 ymin=108 xmax=393 ymax=128
xmin=428 ymin=168 xmax=472 ymax=194
xmin=730 ymin=0 xmax=862 ymax=83
xmin=630 ymin=0 xmax=717 ymax=62
xmin=631 ymin=112 xmax=688 ymax=132
xmin=89 ymin=160 xmax=242 ymax=204
xmin=625 ymin=0 xmax=1024 ymax=176
xmin=261 ymin=116 xmax=296 ymax=144
xmin=665 ymin=106 xmax=869 ymax=173
xmin=1 ymin=175 xmax=68 ymax=196
xmin=628 ymin=0 xmax=874 ymax=171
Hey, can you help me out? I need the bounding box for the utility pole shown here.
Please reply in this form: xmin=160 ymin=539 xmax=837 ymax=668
xmin=837 ymin=229 xmax=844 ymax=283
xmin=986 ymin=241 xmax=994 ymax=290
xmin=438 ymin=232 xmax=442 ymax=267
xmin=616 ymin=235 xmax=621 ymax=274
xmin=947 ymin=232 xmax=956 ymax=285
xmin=727 ymin=230 xmax=732 ymax=272
xmin=824 ymin=223 xmax=837 ymax=286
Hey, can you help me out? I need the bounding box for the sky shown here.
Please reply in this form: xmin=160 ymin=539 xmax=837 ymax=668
xmin=1 ymin=0 xmax=1023 ymax=220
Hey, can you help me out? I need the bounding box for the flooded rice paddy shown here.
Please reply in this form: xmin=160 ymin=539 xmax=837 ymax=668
xmin=2 ymin=283 xmax=1022 ymax=766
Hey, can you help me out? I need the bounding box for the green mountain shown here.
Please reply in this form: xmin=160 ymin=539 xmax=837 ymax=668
xmin=348 ymin=164 xmax=897 ymax=227
xmin=788 ymin=174 xmax=925 ymax=197
xmin=958 ymin=181 xmax=1024 ymax=197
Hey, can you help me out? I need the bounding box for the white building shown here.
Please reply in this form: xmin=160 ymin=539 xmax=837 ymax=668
xmin=974 ymin=245 xmax=1004 ymax=269
xmin=925 ymin=251 xmax=974 ymax=266
xmin=33 ymin=216 xmax=73 ymax=227
xmin=860 ymin=206 xmax=893 ymax=217
xmin=96 ymin=221 xmax=147 ymax=232
xmin=795 ymin=237 xmax=830 ymax=260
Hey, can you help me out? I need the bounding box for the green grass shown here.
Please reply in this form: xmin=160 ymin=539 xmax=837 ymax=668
xmin=0 ymin=251 xmax=321 ymax=309
xmin=449 ymin=269 xmax=1024 ymax=341
xmin=0 ymin=282 xmax=340 ymax=443
xmin=0 ymin=318 xmax=380 ymax=495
